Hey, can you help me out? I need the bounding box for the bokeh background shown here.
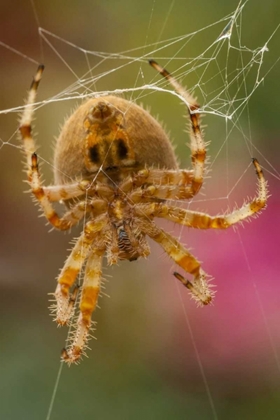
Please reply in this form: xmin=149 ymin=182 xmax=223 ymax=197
xmin=0 ymin=1 xmax=280 ymax=419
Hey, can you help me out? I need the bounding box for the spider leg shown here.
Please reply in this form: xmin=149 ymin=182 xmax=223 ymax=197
xmin=19 ymin=64 xmax=44 ymax=179
xmin=62 ymin=245 xmax=105 ymax=364
xmin=119 ymin=168 xmax=193 ymax=194
xmin=29 ymin=153 xmax=86 ymax=229
xmin=135 ymin=159 xmax=267 ymax=228
xmin=44 ymin=180 xmax=115 ymax=202
xmin=43 ymin=180 xmax=92 ymax=202
xmin=18 ymin=66 xmax=97 ymax=229
xmin=138 ymin=218 xmax=213 ymax=305
xmin=53 ymin=215 xmax=107 ymax=325
xmin=53 ymin=198 xmax=108 ymax=228
xmin=129 ymin=183 xmax=200 ymax=203
xmin=28 ymin=153 xmax=113 ymax=229
xmin=105 ymin=223 xmax=119 ymax=265
xmin=149 ymin=60 xmax=206 ymax=198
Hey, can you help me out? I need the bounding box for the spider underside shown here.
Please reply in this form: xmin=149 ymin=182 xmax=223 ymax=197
xmin=19 ymin=60 xmax=268 ymax=364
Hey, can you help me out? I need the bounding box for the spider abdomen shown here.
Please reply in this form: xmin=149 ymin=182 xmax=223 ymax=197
xmin=54 ymin=95 xmax=178 ymax=187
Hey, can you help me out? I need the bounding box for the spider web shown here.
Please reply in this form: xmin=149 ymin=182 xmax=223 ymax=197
xmin=0 ymin=1 xmax=280 ymax=419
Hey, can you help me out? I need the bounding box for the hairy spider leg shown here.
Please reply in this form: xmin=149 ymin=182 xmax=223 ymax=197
xmin=54 ymin=216 xmax=107 ymax=325
xmin=19 ymin=67 xmax=114 ymax=230
xmin=118 ymin=168 xmax=194 ymax=194
xmin=138 ymin=218 xmax=213 ymax=305
xmin=135 ymin=159 xmax=267 ymax=229
xmin=19 ymin=66 xmax=87 ymax=229
xmin=62 ymin=246 xmax=104 ymax=364
xmin=134 ymin=158 xmax=267 ymax=303
xmin=19 ymin=64 xmax=44 ymax=180
xmin=128 ymin=182 xmax=204 ymax=203
xmin=149 ymin=60 xmax=206 ymax=198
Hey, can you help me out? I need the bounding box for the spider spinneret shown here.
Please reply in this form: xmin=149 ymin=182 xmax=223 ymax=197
xmin=19 ymin=60 xmax=268 ymax=364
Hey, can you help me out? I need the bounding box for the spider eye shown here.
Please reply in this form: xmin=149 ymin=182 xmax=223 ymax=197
xmin=90 ymin=102 xmax=113 ymax=122
xmin=116 ymin=138 xmax=128 ymax=160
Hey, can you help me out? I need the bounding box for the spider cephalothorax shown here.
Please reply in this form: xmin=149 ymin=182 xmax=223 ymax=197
xmin=19 ymin=60 xmax=268 ymax=364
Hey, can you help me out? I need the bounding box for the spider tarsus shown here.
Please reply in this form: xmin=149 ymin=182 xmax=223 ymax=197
xmin=61 ymin=348 xmax=70 ymax=363
xmin=173 ymin=271 xmax=188 ymax=285
xmin=61 ymin=346 xmax=82 ymax=365
xmin=173 ymin=271 xmax=213 ymax=306
xmin=56 ymin=319 xmax=68 ymax=327
xmin=148 ymin=59 xmax=170 ymax=78
xmin=252 ymin=157 xmax=258 ymax=168
xmin=31 ymin=152 xmax=38 ymax=168
xmin=251 ymin=157 xmax=262 ymax=175
xmin=35 ymin=64 xmax=44 ymax=81
xmin=63 ymin=345 xmax=84 ymax=365
xmin=30 ymin=65 xmax=45 ymax=90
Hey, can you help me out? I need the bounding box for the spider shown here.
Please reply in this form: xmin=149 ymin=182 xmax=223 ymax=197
xmin=19 ymin=60 xmax=267 ymax=364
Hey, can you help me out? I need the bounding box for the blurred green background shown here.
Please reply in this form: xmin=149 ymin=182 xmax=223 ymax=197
xmin=0 ymin=1 xmax=280 ymax=419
